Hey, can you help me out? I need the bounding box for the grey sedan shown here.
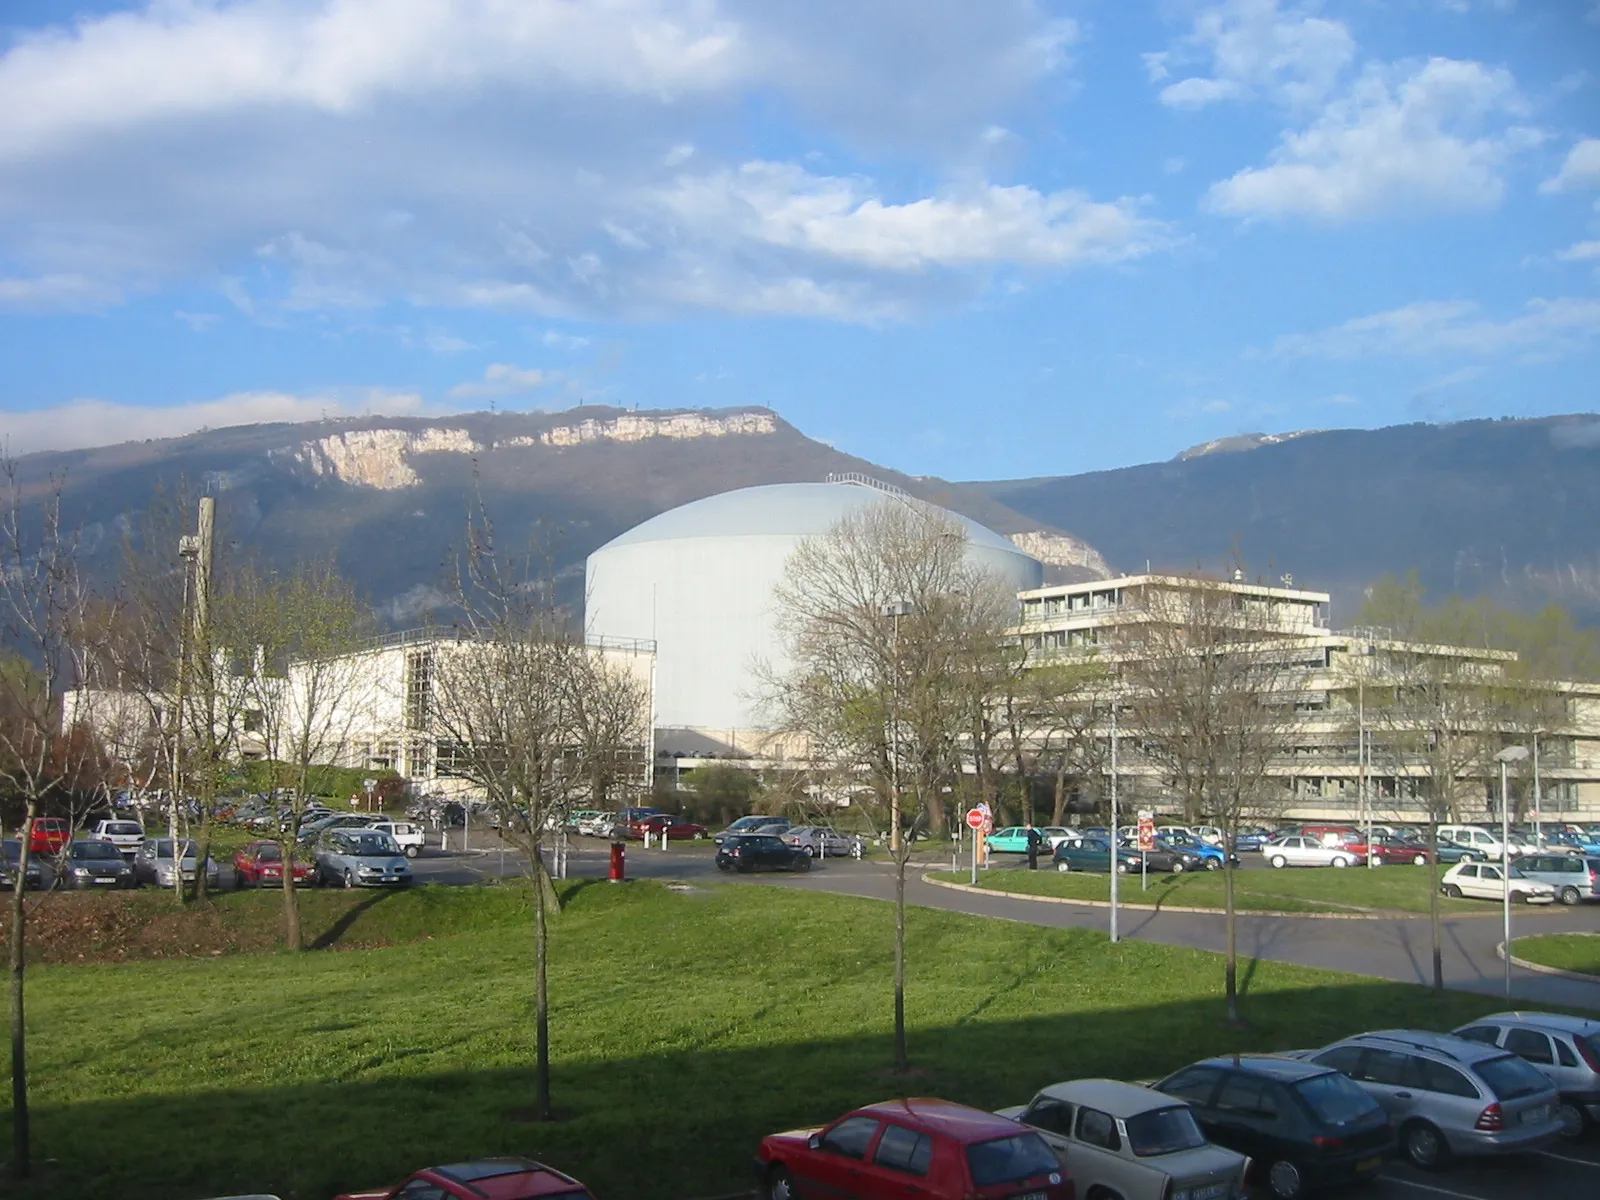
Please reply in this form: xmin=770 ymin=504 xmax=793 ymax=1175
xmin=314 ymin=828 xmax=411 ymax=888
xmin=133 ymin=838 xmax=222 ymax=890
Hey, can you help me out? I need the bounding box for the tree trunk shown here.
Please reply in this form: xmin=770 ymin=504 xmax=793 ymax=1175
xmin=280 ymin=839 xmax=303 ymax=951
xmin=9 ymin=807 xmax=36 ymax=1181
xmin=1429 ymin=821 xmax=1443 ymax=991
xmin=1223 ymin=854 xmax=1240 ymax=1025
xmin=893 ymin=852 xmax=908 ymax=1072
xmin=534 ymin=857 xmax=552 ymax=1121
xmin=193 ymin=805 xmax=212 ymax=904
xmin=1052 ymin=769 xmax=1067 ymax=826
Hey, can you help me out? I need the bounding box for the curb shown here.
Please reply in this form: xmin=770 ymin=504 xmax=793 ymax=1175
xmin=1498 ymin=932 xmax=1600 ymax=983
xmin=919 ymin=873 xmax=1574 ymax=921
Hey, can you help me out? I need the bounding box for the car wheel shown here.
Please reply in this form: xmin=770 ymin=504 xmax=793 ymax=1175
xmin=1560 ymin=886 xmax=1582 ymax=906
xmin=694 ymin=831 xmax=705 ymax=840
xmin=717 ymin=861 xmax=731 ymax=872
xmin=737 ymin=863 xmax=753 ymax=874
xmin=1332 ymin=856 xmax=1350 ymax=868
xmin=1412 ymin=853 xmax=1428 ymax=866
xmin=1402 ymin=1120 xmax=1451 ymax=1171
xmin=1513 ymin=891 xmax=1530 ymax=905
xmin=793 ymin=856 xmax=812 ymax=873
xmin=1557 ymin=1101 xmax=1586 ymax=1139
xmin=765 ymin=1165 xmax=796 ymax=1200
xmin=1444 ymin=884 xmax=1463 ymax=898
xmin=405 ymin=845 xmax=419 ymax=859
xmin=1266 ymin=1159 xmax=1303 ymax=1198
xmin=802 ymin=845 xmax=815 ymax=858
xmin=343 ymin=869 xmax=356 ymax=889
xmin=1270 ymin=855 xmax=1288 ymax=869
xmin=1172 ymin=860 xmax=1186 ymax=873
xmin=1203 ymin=857 xmax=1219 ymax=871
xmin=1056 ymin=861 xmax=1071 ymax=873
xmin=1115 ymin=861 xmax=1129 ymax=875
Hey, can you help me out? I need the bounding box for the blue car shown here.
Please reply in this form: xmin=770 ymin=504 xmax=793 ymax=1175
xmin=1231 ymin=827 xmax=1274 ymax=853
xmin=1157 ymin=832 xmax=1239 ymax=870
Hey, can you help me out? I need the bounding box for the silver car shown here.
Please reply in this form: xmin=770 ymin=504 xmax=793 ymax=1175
xmin=781 ymin=826 xmax=863 ymax=859
xmin=1262 ymin=836 xmax=1358 ymax=869
xmin=314 ymin=828 xmax=411 ymax=888
xmin=1510 ymin=854 xmax=1600 ymax=906
xmin=1301 ymin=1029 xmax=1561 ymax=1169
xmin=998 ymin=1078 xmax=1250 ymax=1200
xmin=132 ymin=838 xmax=222 ymax=890
xmin=1454 ymin=1012 xmax=1600 ymax=1137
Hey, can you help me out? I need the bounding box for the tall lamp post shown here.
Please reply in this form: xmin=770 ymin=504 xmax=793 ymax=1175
xmin=1496 ymin=744 xmax=1529 ymax=999
xmin=880 ymin=599 xmax=913 ymax=854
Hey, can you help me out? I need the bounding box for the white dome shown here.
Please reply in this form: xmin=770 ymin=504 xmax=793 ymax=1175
xmin=585 ymin=481 xmax=1042 ymax=738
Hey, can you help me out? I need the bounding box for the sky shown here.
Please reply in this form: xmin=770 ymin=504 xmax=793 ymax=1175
xmin=0 ymin=0 xmax=1597 ymax=481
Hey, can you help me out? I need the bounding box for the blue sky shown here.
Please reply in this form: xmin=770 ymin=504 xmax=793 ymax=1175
xmin=0 ymin=0 xmax=1596 ymax=480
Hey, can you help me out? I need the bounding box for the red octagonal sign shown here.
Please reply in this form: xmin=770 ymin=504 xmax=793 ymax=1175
xmin=965 ymin=808 xmax=986 ymax=830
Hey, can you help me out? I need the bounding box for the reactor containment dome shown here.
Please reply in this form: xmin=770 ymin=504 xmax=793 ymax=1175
xmin=584 ymin=480 xmax=1043 ymax=741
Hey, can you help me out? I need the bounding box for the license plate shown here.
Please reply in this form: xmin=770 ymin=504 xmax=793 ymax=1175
xmin=1355 ymin=1155 xmax=1382 ymax=1173
xmin=1192 ymin=1184 xmax=1228 ymax=1200
xmin=1522 ymin=1106 xmax=1549 ymax=1125
xmin=92 ymin=876 xmax=117 ymax=884
xmin=1011 ymin=1193 xmax=1047 ymax=1200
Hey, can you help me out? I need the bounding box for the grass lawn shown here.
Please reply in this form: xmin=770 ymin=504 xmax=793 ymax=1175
xmin=930 ymin=863 xmax=1497 ymax=915
xmin=1511 ymin=932 xmax=1600 ymax=976
xmin=7 ymin=880 xmax=1513 ymax=1200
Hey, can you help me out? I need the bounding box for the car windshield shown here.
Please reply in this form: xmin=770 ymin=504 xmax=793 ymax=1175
xmin=1293 ymin=1071 xmax=1383 ymax=1126
xmin=103 ymin=822 xmax=141 ymax=835
xmin=151 ymin=839 xmax=197 ymax=859
xmin=1125 ymin=1106 xmax=1207 ymax=1156
xmin=965 ymin=1133 xmax=1059 ymax=1186
xmin=1476 ymin=1054 xmax=1551 ymax=1100
xmin=72 ymin=841 xmax=124 ymax=860
xmin=254 ymin=844 xmax=282 ymax=862
xmin=742 ymin=836 xmax=786 ymax=849
xmin=338 ymin=832 xmax=399 ymax=856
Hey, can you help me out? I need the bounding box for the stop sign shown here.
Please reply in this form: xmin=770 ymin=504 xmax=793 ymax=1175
xmin=965 ymin=808 xmax=986 ymax=830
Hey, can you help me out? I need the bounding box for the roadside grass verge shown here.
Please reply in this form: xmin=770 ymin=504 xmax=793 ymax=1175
xmin=932 ymin=863 xmax=1494 ymax=915
xmin=1511 ymin=932 xmax=1600 ymax=976
xmin=10 ymin=880 xmax=1511 ymax=1199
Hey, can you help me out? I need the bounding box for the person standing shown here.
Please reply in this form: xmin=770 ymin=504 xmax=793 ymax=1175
xmin=1025 ymin=821 xmax=1041 ymax=870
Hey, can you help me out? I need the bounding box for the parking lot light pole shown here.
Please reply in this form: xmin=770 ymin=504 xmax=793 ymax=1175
xmin=1496 ymin=744 xmax=1529 ymax=999
xmin=880 ymin=599 xmax=913 ymax=854
xmin=1109 ymin=704 xmax=1119 ymax=944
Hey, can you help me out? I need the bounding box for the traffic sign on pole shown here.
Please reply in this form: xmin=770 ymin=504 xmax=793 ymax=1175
xmin=965 ymin=808 xmax=986 ymax=830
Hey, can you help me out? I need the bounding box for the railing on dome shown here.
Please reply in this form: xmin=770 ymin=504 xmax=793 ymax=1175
xmin=362 ymin=627 xmax=656 ymax=654
xmin=825 ymin=471 xmax=911 ymax=499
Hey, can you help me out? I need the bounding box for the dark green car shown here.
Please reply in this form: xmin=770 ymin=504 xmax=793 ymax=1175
xmin=1052 ymin=836 xmax=1142 ymax=875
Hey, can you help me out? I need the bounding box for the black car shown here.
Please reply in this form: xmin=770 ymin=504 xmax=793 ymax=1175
xmin=61 ymin=839 xmax=137 ymax=890
xmin=1155 ymin=1055 xmax=1395 ymax=1198
xmin=716 ymin=834 xmax=811 ymax=874
xmin=0 ymin=839 xmax=43 ymax=891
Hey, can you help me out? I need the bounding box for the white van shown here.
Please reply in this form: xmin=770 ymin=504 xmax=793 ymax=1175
xmin=1439 ymin=824 xmax=1529 ymax=861
xmin=365 ymin=818 xmax=425 ymax=859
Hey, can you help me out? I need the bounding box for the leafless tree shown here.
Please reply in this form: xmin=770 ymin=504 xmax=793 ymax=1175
xmin=0 ymin=458 xmax=95 ymax=1179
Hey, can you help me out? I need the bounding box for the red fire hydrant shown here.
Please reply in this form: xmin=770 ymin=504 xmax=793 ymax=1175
xmin=608 ymin=840 xmax=626 ymax=883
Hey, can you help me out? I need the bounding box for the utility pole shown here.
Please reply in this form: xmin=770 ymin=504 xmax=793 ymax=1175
xmin=1109 ymin=703 xmax=1119 ymax=944
xmin=880 ymin=599 xmax=912 ymax=854
xmin=171 ymin=497 xmax=213 ymax=901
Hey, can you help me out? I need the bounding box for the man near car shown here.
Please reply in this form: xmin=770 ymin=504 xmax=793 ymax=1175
xmin=1025 ymin=822 xmax=1042 ymax=870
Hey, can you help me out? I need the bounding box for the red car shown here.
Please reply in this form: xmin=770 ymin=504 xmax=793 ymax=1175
xmin=626 ymin=814 xmax=708 ymax=841
xmin=232 ymin=840 xmax=316 ymax=888
xmin=28 ymin=818 xmax=70 ymax=856
xmin=757 ymin=1098 xmax=1074 ymax=1200
xmin=1366 ymin=836 xmax=1434 ymax=866
xmin=336 ymin=1157 xmax=593 ymax=1200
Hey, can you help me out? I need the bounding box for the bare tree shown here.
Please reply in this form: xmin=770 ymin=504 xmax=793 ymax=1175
xmin=0 ymin=459 xmax=95 ymax=1179
xmin=766 ymin=497 xmax=1015 ymax=1070
xmin=1114 ymin=577 xmax=1302 ymax=1024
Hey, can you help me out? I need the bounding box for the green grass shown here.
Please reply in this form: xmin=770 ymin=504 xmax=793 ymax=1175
xmin=8 ymin=880 xmax=1514 ymax=1200
xmin=1511 ymin=932 xmax=1600 ymax=976
xmin=930 ymin=863 xmax=1497 ymax=915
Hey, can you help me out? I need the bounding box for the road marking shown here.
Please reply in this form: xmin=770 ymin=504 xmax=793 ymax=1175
xmin=1379 ymin=1176 xmax=1498 ymax=1200
xmin=1537 ymin=1149 xmax=1600 ymax=1168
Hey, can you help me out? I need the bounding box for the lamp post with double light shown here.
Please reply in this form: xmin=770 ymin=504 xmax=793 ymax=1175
xmin=1496 ymin=744 xmax=1529 ymax=999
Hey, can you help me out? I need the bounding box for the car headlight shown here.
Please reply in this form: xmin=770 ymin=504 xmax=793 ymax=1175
xmin=72 ymin=867 xmax=90 ymax=876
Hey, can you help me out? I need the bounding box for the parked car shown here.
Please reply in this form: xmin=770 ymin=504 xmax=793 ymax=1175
xmin=334 ymin=1157 xmax=594 ymax=1200
xmin=755 ymin=1098 xmax=1072 ymax=1200
xmin=365 ymin=818 xmax=425 ymax=859
xmin=1052 ymin=836 xmax=1143 ymax=875
xmin=715 ymin=815 xmax=792 ymax=846
xmin=1231 ymin=826 xmax=1275 ymax=853
xmin=577 ymin=811 xmax=622 ymax=838
xmin=1510 ymin=854 xmax=1600 ymax=905
xmin=232 ymin=840 xmax=316 ymax=889
xmin=1038 ymin=826 xmax=1074 ymax=849
xmin=998 ymin=1077 xmax=1250 ymax=1200
xmin=296 ymin=813 xmax=373 ymax=844
xmin=564 ymin=809 xmax=607 ymax=833
xmin=314 ymin=828 xmax=411 ymax=888
xmin=783 ymin=826 xmax=863 ymax=858
xmin=27 ymin=817 xmax=70 ymax=857
xmin=90 ymin=818 xmax=145 ymax=857
xmin=1154 ymin=1054 xmax=1394 ymax=1198
xmin=0 ymin=840 xmax=43 ymax=891
xmin=1160 ymin=831 xmax=1238 ymax=870
xmin=1433 ymin=837 xmax=1486 ymax=864
xmin=1262 ymin=836 xmax=1359 ymax=869
xmin=1299 ymin=1029 xmax=1562 ymax=1168
xmin=1437 ymin=825 xmax=1530 ymax=861
xmin=1438 ymin=860 xmax=1556 ymax=904
xmin=132 ymin=838 xmax=223 ymax=890
xmin=986 ymin=826 xmax=1045 ymax=854
xmin=716 ymin=834 xmax=811 ymax=874
xmin=1365 ymin=836 xmax=1434 ymax=867
xmin=1453 ymin=1012 xmax=1600 ymax=1137
xmin=1134 ymin=840 xmax=1204 ymax=874
xmin=1189 ymin=825 xmax=1227 ymax=846
xmin=626 ymin=813 xmax=708 ymax=841
xmin=1300 ymin=825 xmax=1369 ymax=857
xmin=61 ymin=839 xmax=137 ymax=889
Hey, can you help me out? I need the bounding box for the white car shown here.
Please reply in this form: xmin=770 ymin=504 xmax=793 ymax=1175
xmin=1440 ymin=860 xmax=1556 ymax=904
xmin=576 ymin=812 xmax=620 ymax=837
xmin=365 ymin=818 xmax=425 ymax=858
xmin=782 ymin=826 xmax=863 ymax=858
xmin=1262 ymin=835 xmax=1358 ymax=868
xmin=91 ymin=818 xmax=145 ymax=857
xmin=998 ymin=1078 xmax=1249 ymax=1200
xmin=1438 ymin=824 xmax=1531 ymax=861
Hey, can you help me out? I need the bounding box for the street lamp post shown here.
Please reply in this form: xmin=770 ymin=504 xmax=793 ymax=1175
xmin=1109 ymin=703 xmax=1119 ymax=944
xmin=880 ymin=599 xmax=913 ymax=854
xmin=1495 ymin=744 xmax=1530 ymax=999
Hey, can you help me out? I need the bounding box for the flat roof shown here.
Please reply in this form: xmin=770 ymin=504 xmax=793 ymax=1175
xmin=1034 ymin=1078 xmax=1188 ymax=1119
xmin=1019 ymin=573 xmax=1331 ymax=605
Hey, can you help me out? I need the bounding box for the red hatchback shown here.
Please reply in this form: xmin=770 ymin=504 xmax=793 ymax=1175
xmin=28 ymin=818 xmax=70 ymax=856
xmin=627 ymin=814 xmax=708 ymax=841
xmin=336 ymin=1157 xmax=593 ymax=1200
xmin=757 ymin=1098 xmax=1074 ymax=1200
xmin=232 ymin=840 xmax=315 ymax=888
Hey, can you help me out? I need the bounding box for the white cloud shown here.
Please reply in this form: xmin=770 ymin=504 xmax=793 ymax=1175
xmin=1150 ymin=0 xmax=1356 ymax=111
xmin=1 ymin=389 xmax=423 ymax=455
xmin=1540 ymin=138 xmax=1600 ymax=193
xmin=541 ymin=331 xmax=592 ymax=351
xmin=0 ymin=1 xmax=1093 ymax=321
xmin=1556 ymin=240 xmax=1600 ymax=262
xmin=447 ymin=363 xmax=552 ymax=399
xmin=1206 ymin=58 xmax=1539 ymax=221
xmin=1273 ymin=297 xmax=1600 ymax=358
